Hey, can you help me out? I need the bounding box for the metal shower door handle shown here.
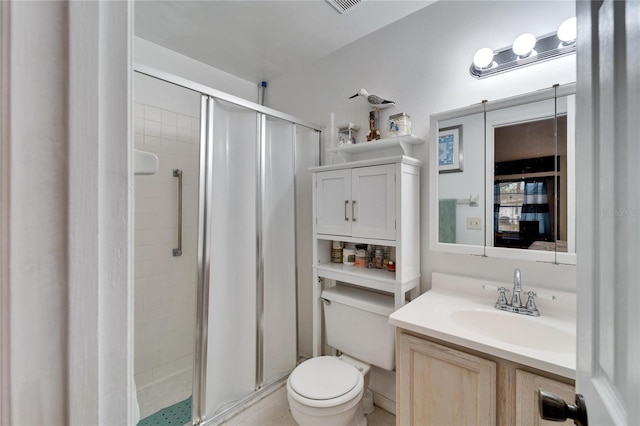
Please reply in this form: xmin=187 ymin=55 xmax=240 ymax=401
xmin=173 ymin=168 xmax=183 ymax=257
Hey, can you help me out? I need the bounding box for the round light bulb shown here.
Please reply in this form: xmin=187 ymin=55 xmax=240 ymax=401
xmin=557 ymin=17 xmax=577 ymax=43
xmin=512 ymin=33 xmax=537 ymax=57
xmin=473 ymin=47 xmax=494 ymax=69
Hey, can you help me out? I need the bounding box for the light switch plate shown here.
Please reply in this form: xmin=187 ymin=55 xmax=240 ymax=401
xmin=467 ymin=217 xmax=481 ymax=230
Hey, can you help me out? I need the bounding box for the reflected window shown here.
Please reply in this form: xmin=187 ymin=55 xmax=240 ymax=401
xmin=493 ymin=116 xmax=566 ymax=251
xmin=496 ymin=181 xmax=524 ymax=232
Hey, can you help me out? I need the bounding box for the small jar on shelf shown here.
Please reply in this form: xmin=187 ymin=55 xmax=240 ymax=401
xmin=387 ymin=113 xmax=411 ymax=137
xmin=330 ymin=241 xmax=343 ymax=263
xmin=337 ymin=123 xmax=360 ymax=146
xmin=374 ymin=249 xmax=384 ymax=269
xmin=386 ymin=261 xmax=396 ymax=272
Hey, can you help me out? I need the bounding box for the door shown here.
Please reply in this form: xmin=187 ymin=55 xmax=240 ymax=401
xmin=262 ymin=116 xmax=298 ymax=385
xmin=351 ymin=164 xmax=396 ymax=240
xmin=576 ymin=1 xmax=640 ymax=424
xmin=202 ymin=98 xmax=258 ymax=417
xmin=315 ymin=169 xmax=351 ymax=236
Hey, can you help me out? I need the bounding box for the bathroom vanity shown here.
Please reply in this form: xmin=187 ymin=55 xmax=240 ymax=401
xmin=390 ymin=273 xmax=576 ymax=425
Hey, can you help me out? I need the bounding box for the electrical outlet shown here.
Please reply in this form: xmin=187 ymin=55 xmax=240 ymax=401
xmin=467 ymin=217 xmax=481 ymax=230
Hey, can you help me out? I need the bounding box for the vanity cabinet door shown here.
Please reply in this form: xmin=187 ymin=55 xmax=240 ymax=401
xmin=515 ymin=370 xmax=575 ymax=425
xmin=315 ymin=169 xmax=352 ymax=236
xmin=397 ymin=333 xmax=497 ymax=426
xmin=351 ymin=164 xmax=396 ymax=240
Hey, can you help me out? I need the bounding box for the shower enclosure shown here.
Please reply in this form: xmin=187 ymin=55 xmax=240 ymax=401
xmin=133 ymin=68 xmax=320 ymax=424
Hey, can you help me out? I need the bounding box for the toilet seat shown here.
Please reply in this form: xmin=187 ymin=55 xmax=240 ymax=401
xmin=288 ymin=356 xmax=364 ymax=408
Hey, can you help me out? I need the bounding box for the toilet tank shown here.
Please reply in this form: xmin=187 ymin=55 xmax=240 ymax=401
xmin=321 ymin=285 xmax=395 ymax=370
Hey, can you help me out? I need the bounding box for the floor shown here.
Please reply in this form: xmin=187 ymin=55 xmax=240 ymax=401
xmin=266 ymin=405 xmax=396 ymax=426
xmin=136 ymin=368 xmax=193 ymax=420
xmin=137 ymin=370 xmax=396 ymax=426
xmin=221 ymin=383 xmax=395 ymax=426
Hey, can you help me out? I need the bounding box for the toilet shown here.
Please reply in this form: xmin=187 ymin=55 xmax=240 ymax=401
xmin=287 ymin=285 xmax=395 ymax=426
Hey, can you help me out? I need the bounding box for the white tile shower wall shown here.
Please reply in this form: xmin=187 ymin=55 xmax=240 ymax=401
xmin=134 ymin=101 xmax=200 ymax=388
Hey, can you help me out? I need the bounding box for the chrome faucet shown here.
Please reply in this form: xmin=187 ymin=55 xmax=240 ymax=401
xmin=484 ymin=268 xmax=556 ymax=317
xmin=511 ymin=268 xmax=523 ymax=308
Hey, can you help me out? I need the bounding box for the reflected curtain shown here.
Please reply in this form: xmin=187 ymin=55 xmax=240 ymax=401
xmin=520 ymin=181 xmax=551 ymax=237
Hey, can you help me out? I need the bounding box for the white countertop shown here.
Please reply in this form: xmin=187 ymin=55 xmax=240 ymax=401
xmin=389 ymin=272 xmax=576 ymax=379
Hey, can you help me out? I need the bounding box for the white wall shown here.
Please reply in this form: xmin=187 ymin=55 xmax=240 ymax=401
xmin=135 ymin=37 xmax=258 ymax=102
xmin=267 ymin=0 xmax=577 ymax=395
xmin=2 ymin=2 xmax=133 ymax=424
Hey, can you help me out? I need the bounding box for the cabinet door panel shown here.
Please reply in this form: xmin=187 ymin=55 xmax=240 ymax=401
xmin=515 ymin=370 xmax=574 ymax=425
xmin=351 ymin=164 xmax=396 ymax=240
xmin=398 ymin=334 xmax=496 ymax=426
xmin=315 ymin=170 xmax=351 ymax=236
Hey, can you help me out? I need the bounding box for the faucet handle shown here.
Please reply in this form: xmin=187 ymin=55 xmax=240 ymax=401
xmin=531 ymin=291 xmax=556 ymax=301
xmin=496 ymin=287 xmax=509 ymax=307
xmin=482 ymin=284 xmax=509 ymax=292
xmin=525 ymin=291 xmax=538 ymax=312
xmin=483 ymin=285 xmax=510 ymax=307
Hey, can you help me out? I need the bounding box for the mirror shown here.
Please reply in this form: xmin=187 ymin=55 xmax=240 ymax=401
xmin=429 ymin=84 xmax=576 ymax=264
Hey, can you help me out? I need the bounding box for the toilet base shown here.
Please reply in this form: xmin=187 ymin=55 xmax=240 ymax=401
xmin=287 ymin=394 xmax=367 ymax=426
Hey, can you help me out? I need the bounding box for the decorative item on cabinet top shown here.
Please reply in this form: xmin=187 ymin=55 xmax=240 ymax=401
xmin=337 ymin=123 xmax=360 ymax=146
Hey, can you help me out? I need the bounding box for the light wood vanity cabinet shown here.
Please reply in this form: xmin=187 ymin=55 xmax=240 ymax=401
xmin=397 ymin=332 xmax=496 ymax=425
xmin=396 ymin=330 xmax=575 ymax=426
xmin=515 ymin=370 xmax=574 ymax=425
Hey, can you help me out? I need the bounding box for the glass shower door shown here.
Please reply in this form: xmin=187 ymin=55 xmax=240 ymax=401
xmin=202 ymin=98 xmax=258 ymax=417
xmin=195 ymin=97 xmax=320 ymax=423
xmin=262 ymin=116 xmax=297 ymax=385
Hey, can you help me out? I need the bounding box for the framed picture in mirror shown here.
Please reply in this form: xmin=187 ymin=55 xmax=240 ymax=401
xmin=438 ymin=125 xmax=463 ymax=173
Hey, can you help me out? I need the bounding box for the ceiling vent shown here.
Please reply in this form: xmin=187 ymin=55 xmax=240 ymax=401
xmin=326 ymin=0 xmax=363 ymax=14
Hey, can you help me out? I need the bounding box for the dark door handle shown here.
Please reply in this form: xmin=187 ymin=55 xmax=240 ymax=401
xmin=539 ymin=390 xmax=588 ymax=426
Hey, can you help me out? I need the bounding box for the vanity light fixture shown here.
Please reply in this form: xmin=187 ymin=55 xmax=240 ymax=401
xmin=470 ymin=17 xmax=577 ymax=79
xmin=512 ymin=33 xmax=537 ymax=58
xmin=557 ymin=17 xmax=577 ymax=44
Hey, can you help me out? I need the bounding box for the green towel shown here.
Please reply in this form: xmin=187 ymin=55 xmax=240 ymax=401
xmin=439 ymin=199 xmax=457 ymax=243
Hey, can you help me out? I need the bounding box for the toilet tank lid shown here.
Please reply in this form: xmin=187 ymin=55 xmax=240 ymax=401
xmin=322 ymin=285 xmax=394 ymax=316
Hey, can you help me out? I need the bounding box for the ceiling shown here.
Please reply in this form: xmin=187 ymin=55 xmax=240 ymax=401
xmin=134 ymin=0 xmax=435 ymax=83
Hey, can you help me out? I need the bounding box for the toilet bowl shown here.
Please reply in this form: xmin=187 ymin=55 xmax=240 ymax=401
xmin=287 ymin=356 xmax=368 ymax=426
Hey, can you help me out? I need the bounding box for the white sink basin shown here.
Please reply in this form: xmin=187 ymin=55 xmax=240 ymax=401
xmin=450 ymin=309 xmax=575 ymax=354
xmin=389 ymin=273 xmax=577 ymax=379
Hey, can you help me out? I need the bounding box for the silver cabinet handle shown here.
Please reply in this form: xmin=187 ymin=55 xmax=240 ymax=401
xmin=345 ymin=200 xmax=349 ymax=221
xmin=173 ymin=169 xmax=183 ymax=256
xmin=352 ymin=200 xmax=357 ymax=222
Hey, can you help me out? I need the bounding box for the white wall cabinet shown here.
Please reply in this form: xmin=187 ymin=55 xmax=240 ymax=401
xmin=316 ymin=164 xmax=396 ymax=240
xmin=311 ymin=155 xmax=421 ymax=356
xmin=396 ymin=330 xmax=575 ymax=426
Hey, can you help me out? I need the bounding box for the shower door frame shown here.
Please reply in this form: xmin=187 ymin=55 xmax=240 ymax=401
xmin=134 ymin=65 xmax=321 ymax=425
